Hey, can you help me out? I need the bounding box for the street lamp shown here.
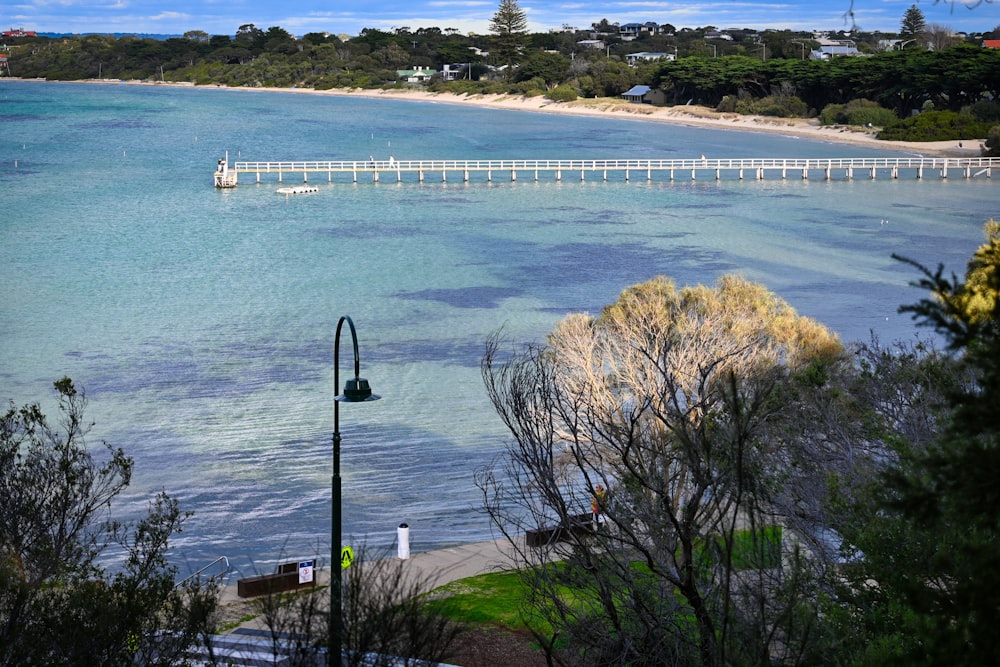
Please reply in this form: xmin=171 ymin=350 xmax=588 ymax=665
xmin=330 ymin=315 xmax=380 ymax=666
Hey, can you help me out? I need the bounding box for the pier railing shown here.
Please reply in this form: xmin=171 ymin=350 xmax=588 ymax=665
xmin=218 ymin=157 xmax=998 ymax=186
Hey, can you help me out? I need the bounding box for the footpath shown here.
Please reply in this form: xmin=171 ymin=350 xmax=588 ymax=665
xmin=190 ymin=538 xmax=518 ymax=665
xmin=216 ymin=538 xmax=517 ymax=629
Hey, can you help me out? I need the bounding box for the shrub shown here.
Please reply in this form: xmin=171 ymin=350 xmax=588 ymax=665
xmin=820 ymin=99 xmax=897 ymax=127
xmin=429 ymin=79 xmax=508 ymax=96
xmin=877 ymin=110 xmax=993 ymax=142
xmin=963 ymin=100 xmax=1000 ymax=124
xmin=515 ymin=76 xmax=548 ymax=95
xmin=716 ymin=95 xmax=737 ymax=113
xmin=546 ymin=84 xmax=578 ymax=102
xmin=985 ymin=125 xmax=1000 ymax=157
xmin=757 ymin=94 xmax=809 ymax=118
xmin=736 ymin=94 xmax=808 ymax=118
xmin=819 ymin=103 xmax=845 ymax=125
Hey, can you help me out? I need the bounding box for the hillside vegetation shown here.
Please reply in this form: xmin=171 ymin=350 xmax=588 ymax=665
xmin=4 ymin=28 xmax=1000 ymax=147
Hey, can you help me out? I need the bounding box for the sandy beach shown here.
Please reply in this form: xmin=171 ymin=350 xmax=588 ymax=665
xmin=310 ymin=87 xmax=984 ymax=158
xmin=41 ymin=78 xmax=989 ymax=158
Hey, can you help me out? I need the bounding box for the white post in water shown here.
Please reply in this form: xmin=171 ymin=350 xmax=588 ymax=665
xmin=397 ymin=523 xmax=410 ymax=559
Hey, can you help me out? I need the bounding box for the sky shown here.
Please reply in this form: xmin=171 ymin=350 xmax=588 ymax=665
xmin=2 ymin=0 xmax=999 ymax=38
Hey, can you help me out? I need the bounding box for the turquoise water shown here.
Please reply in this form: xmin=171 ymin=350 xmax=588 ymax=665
xmin=2 ymin=80 xmax=997 ymax=575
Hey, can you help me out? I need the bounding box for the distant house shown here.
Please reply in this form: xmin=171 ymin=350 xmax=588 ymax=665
xmin=440 ymin=63 xmax=471 ymax=81
xmin=577 ymin=39 xmax=606 ymax=50
xmin=619 ymin=22 xmax=660 ymax=41
xmin=704 ymin=31 xmax=733 ymax=41
xmin=626 ymin=52 xmax=673 ymax=66
xmin=983 ymin=40 xmax=1000 ymax=49
xmin=396 ymin=66 xmax=434 ymax=83
xmin=811 ymin=38 xmax=861 ymax=59
xmin=621 ymin=85 xmax=666 ymax=105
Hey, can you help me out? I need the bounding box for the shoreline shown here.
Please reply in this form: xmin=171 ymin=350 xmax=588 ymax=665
xmin=14 ymin=77 xmax=986 ymax=157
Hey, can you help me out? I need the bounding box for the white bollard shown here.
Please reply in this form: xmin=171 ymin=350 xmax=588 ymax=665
xmin=397 ymin=523 xmax=410 ymax=560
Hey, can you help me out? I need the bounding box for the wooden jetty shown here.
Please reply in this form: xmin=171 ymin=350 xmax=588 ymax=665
xmin=214 ymin=157 xmax=997 ymax=187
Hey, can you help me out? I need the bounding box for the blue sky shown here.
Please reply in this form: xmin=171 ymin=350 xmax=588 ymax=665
xmin=3 ymin=0 xmax=998 ymax=37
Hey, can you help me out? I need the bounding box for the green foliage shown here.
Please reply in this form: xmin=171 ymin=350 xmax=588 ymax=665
xmin=515 ymin=50 xmax=570 ymax=86
xmin=821 ymin=233 xmax=1000 ymax=666
xmin=489 ymin=0 xmax=527 ymax=35
xmin=820 ymin=98 xmax=898 ymax=127
xmin=737 ymin=93 xmax=808 ymax=117
xmin=985 ymin=125 xmax=1000 ymax=157
xmin=8 ymin=31 xmax=1000 ymax=116
xmin=514 ymin=77 xmax=547 ymax=95
xmin=489 ymin=0 xmax=528 ymax=72
xmin=878 ymin=110 xmax=993 ymax=141
xmin=728 ymin=525 xmax=783 ymax=569
xmin=963 ymin=100 xmax=1000 ymax=124
xmin=545 ymin=84 xmax=578 ymax=102
xmin=655 ymin=46 xmax=1000 ymax=116
xmin=900 ymin=4 xmax=927 ymax=38
xmin=0 ymin=379 xmax=218 ymax=664
xmin=429 ymin=79 xmax=511 ymax=95
xmin=944 ymin=221 xmax=1000 ymax=324
xmin=716 ymin=94 xmax=737 ymax=112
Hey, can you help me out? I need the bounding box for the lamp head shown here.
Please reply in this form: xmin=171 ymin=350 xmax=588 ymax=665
xmin=337 ymin=377 xmax=381 ymax=403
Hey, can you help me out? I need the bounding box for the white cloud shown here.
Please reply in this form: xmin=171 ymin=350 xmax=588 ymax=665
xmin=152 ymin=11 xmax=190 ymax=21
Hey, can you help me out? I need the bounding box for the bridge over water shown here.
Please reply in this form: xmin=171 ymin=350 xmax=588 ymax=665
xmin=213 ymin=157 xmax=997 ymax=188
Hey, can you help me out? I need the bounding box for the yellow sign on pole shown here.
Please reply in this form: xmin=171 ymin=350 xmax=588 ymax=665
xmin=341 ymin=546 xmax=355 ymax=570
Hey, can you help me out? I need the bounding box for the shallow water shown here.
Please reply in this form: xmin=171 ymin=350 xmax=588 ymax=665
xmin=1 ymin=80 xmax=996 ymax=575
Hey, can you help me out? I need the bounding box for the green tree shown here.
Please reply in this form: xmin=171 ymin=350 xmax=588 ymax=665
xmin=263 ymin=26 xmax=298 ymax=56
xmin=489 ymin=0 xmax=528 ymax=74
xmin=0 ymin=379 xmax=219 ymax=665
xmin=591 ymin=18 xmax=617 ymax=34
xmin=809 ymin=337 xmax=965 ymax=664
xmin=945 ymin=220 xmax=1000 ymax=323
xmin=985 ymin=125 xmax=1000 ymax=156
xmin=235 ymin=23 xmax=267 ymax=54
xmin=900 ymin=4 xmax=927 ymax=39
xmin=515 ymin=50 xmax=569 ymax=86
xmin=821 ymin=230 xmax=1000 ymax=665
xmin=888 ymin=227 xmax=1000 ymax=666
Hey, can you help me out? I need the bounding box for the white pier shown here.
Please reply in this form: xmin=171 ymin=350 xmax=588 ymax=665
xmin=214 ymin=157 xmax=997 ymax=187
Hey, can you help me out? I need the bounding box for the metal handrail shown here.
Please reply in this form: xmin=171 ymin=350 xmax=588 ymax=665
xmin=175 ymin=556 xmax=231 ymax=589
xmin=232 ymin=157 xmax=1000 ymax=172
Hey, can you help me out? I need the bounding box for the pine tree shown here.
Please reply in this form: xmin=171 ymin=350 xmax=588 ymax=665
xmin=900 ymin=4 xmax=927 ymax=39
xmin=489 ymin=0 xmax=528 ymax=74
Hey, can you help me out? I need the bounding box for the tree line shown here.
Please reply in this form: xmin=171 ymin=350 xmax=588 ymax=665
xmin=5 ymin=21 xmax=1000 ymax=147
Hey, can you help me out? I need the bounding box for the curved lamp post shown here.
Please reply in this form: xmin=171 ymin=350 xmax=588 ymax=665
xmin=330 ymin=315 xmax=380 ymax=665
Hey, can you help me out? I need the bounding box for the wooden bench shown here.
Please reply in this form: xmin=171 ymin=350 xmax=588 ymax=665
xmin=237 ymin=561 xmax=317 ymax=598
xmin=525 ymin=513 xmax=597 ymax=548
